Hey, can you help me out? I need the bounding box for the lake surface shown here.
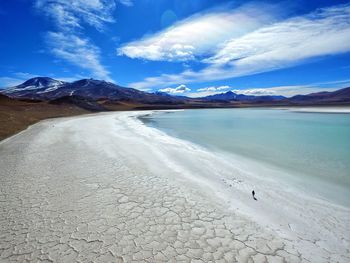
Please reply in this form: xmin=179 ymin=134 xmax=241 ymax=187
xmin=142 ymin=108 xmax=350 ymax=206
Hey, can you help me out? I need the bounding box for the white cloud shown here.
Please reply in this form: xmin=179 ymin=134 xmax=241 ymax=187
xmin=130 ymin=67 xmax=228 ymax=89
xmin=233 ymin=89 xmax=277 ymax=96
xmin=205 ymin=4 xmax=350 ymax=72
xmin=118 ymin=0 xmax=133 ymax=7
xmin=186 ymin=85 xmax=230 ymax=97
xmin=129 ymin=3 xmax=350 ymax=89
xmin=186 ymin=90 xmax=222 ymax=98
xmin=118 ymin=3 xmax=277 ymax=61
xmin=197 ymin=85 xmax=230 ymax=92
xmin=46 ymin=32 xmax=111 ymax=81
xmin=35 ymin=0 xmax=116 ymax=80
xmin=36 ymin=0 xmax=117 ymax=31
xmin=159 ymin=84 xmax=190 ymax=94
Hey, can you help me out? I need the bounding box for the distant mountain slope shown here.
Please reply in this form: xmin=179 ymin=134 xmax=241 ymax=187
xmin=1 ymin=77 xmax=185 ymax=104
xmin=202 ymin=91 xmax=285 ymax=102
xmin=289 ymin=87 xmax=350 ymax=104
xmin=202 ymin=88 xmax=350 ymax=104
xmin=203 ymin=91 xmax=238 ymax=101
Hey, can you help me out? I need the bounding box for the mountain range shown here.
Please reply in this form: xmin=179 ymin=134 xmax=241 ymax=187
xmin=1 ymin=77 xmax=350 ymax=107
xmin=203 ymin=91 xmax=285 ymax=102
xmin=1 ymin=77 xmax=183 ymax=104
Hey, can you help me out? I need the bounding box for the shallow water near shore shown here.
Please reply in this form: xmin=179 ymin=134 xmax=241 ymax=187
xmin=141 ymin=108 xmax=350 ymax=206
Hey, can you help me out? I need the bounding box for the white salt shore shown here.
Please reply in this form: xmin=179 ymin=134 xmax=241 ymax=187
xmin=277 ymin=107 xmax=350 ymax=113
xmin=0 ymin=111 xmax=349 ymax=262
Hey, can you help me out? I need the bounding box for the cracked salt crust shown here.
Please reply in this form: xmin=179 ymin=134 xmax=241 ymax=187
xmin=0 ymin=112 xmax=349 ymax=262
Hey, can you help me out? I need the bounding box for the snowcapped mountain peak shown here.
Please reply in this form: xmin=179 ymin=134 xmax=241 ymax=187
xmin=2 ymin=77 xmax=66 ymax=97
xmin=21 ymin=77 xmax=64 ymax=88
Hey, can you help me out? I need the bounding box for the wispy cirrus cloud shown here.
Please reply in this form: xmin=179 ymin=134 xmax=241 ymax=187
xmin=118 ymin=3 xmax=278 ymax=61
xmin=46 ymin=32 xmax=112 ymax=81
xmin=205 ymin=4 xmax=350 ymax=71
xmin=159 ymin=84 xmax=190 ymax=94
xmin=35 ymin=0 xmax=126 ymax=80
xmin=119 ymin=0 xmax=133 ymax=7
xmin=129 ymin=3 xmax=350 ymax=89
xmin=35 ymin=0 xmax=119 ymax=31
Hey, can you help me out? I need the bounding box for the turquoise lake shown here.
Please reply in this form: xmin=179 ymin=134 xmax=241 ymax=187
xmin=142 ymin=108 xmax=350 ymax=205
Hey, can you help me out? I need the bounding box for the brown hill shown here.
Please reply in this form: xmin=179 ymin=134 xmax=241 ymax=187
xmin=0 ymin=95 xmax=90 ymax=141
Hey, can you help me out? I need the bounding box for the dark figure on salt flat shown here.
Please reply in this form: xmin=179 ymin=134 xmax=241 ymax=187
xmin=252 ymin=190 xmax=257 ymax=201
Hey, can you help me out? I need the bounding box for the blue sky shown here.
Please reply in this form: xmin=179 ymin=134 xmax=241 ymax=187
xmin=1 ymin=0 xmax=350 ymax=97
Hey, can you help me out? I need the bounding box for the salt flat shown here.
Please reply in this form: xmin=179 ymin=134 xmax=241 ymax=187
xmin=277 ymin=107 xmax=350 ymax=113
xmin=0 ymin=112 xmax=349 ymax=262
